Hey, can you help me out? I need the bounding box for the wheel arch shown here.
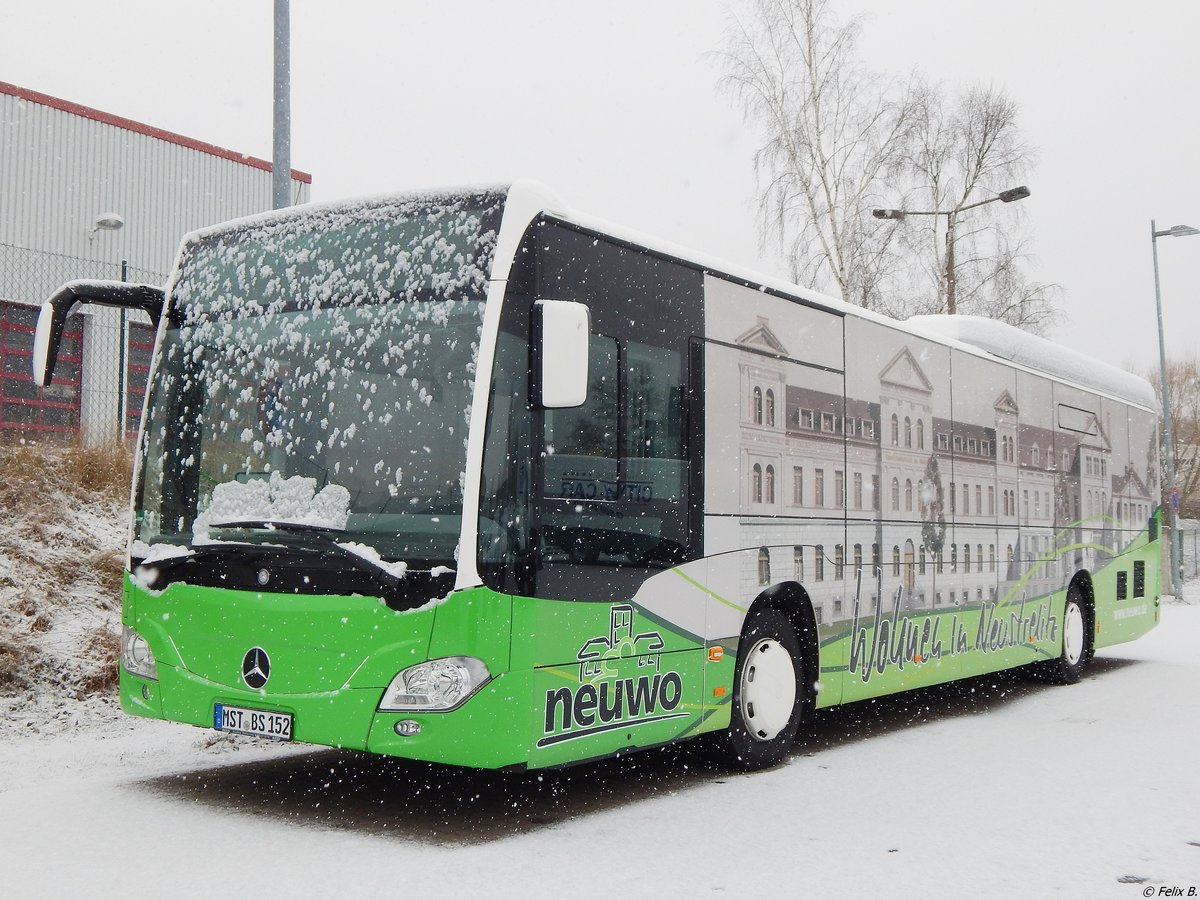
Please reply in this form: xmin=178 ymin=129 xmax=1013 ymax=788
xmin=1066 ymin=569 xmax=1096 ymax=663
xmin=747 ymin=581 xmax=820 ymax=720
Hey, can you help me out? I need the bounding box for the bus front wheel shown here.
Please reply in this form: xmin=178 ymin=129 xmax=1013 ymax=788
xmin=709 ymin=607 xmax=804 ymax=770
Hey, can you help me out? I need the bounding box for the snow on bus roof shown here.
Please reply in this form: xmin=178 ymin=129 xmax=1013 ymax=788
xmin=177 ymin=184 xmax=510 ymax=245
xmin=161 ymin=185 xmax=509 ymax=296
xmin=906 ymin=315 xmax=1157 ymax=410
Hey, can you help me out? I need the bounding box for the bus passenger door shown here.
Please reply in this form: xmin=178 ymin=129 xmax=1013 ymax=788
xmin=520 ymin=327 xmax=709 ymax=764
xmin=504 ymin=218 xmax=709 ymax=764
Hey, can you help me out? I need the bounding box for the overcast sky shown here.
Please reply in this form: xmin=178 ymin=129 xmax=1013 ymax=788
xmin=4 ymin=0 xmax=1197 ymax=373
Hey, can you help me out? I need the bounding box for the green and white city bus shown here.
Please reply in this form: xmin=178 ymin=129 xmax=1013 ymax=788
xmin=34 ymin=182 xmax=1162 ymax=770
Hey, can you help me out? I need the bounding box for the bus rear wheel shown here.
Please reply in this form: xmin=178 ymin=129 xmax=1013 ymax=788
xmin=709 ymin=607 xmax=804 ymax=770
xmin=1042 ymin=591 xmax=1090 ymax=684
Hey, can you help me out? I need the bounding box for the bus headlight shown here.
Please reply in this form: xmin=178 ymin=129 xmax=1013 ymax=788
xmin=378 ymin=657 xmax=490 ymax=712
xmin=121 ymin=625 xmax=158 ymax=680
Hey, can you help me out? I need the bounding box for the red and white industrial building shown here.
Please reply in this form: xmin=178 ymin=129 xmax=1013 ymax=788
xmin=0 ymin=81 xmax=312 ymax=438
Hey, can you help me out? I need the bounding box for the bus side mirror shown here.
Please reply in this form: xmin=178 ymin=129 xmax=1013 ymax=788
xmin=533 ymin=299 xmax=590 ymax=408
xmin=33 ymin=292 xmax=79 ymax=387
xmin=33 ymin=280 xmax=165 ymax=386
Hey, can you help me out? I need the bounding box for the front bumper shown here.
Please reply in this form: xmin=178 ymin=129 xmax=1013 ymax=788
xmin=120 ymin=662 xmax=533 ymax=769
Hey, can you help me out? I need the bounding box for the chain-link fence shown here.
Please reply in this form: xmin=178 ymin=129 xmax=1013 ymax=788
xmin=0 ymin=241 xmax=166 ymax=443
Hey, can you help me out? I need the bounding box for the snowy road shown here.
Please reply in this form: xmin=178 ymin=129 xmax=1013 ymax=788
xmin=2 ymin=606 xmax=1197 ymax=899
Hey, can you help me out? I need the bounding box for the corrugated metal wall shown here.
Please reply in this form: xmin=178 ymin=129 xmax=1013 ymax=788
xmin=0 ymin=86 xmax=311 ymax=303
xmin=0 ymin=84 xmax=312 ymax=440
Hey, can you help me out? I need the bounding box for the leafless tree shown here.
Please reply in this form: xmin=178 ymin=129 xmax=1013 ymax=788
xmin=719 ymin=0 xmax=919 ymax=310
xmin=1151 ymin=358 xmax=1200 ymax=518
xmin=721 ymin=4 xmax=1059 ymax=330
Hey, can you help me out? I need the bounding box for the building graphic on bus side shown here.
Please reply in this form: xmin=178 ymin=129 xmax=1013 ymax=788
xmin=708 ymin=304 xmax=1156 ymax=628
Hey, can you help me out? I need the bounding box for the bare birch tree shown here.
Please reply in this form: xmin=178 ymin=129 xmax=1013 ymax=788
xmin=721 ymin=3 xmax=1058 ymax=330
xmin=719 ymin=0 xmax=919 ymax=310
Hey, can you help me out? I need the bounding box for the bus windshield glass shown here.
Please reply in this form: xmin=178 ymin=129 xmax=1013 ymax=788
xmin=134 ymin=190 xmax=504 ymax=567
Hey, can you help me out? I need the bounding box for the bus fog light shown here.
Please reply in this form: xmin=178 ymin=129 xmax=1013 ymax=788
xmin=394 ymin=720 xmax=421 ymax=737
xmin=121 ymin=625 xmax=158 ymax=680
xmin=378 ymin=657 xmax=490 ymax=712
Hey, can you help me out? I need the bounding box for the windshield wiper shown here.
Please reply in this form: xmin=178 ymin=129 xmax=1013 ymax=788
xmin=130 ymin=540 xmax=275 ymax=584
xmin=205 ymin=520 xmax=406 ymax=592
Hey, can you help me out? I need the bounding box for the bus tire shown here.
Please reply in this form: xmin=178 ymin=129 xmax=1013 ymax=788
xmin=1042 ymin=591 xmax=1090 ymax=684
xmin=709 ymin=607 xmax=804 ymax=770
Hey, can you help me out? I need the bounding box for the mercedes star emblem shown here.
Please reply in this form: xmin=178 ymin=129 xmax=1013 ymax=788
xmin=242 ymin=647 xmax=271 ymax=689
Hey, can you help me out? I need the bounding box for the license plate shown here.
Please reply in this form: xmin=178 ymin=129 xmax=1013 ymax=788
xmin=214 ymin=703 xmax=293 ymax=741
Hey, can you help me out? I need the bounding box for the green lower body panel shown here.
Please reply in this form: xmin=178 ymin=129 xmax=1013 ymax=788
xmin=814 ymin=528 xmax=1161 ymax=706
xmin=120 ymin=521 xmax=1159 ymax=770
xmin=529 ymin=648 xmax=711 ymax=768
xmin=120 ymin=577 xmax=721 ymax=770
xmin=119 ymin=648 xmax=719 ymax=770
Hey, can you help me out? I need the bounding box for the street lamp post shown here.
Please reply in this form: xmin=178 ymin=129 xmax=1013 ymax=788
xmin=873 ymin=186 xmax=1030 ymax=315
xmin=1151 ymin=220 xmax=1199 ymax=599
xmin=89 ymin=212 xmax=128 ymax=440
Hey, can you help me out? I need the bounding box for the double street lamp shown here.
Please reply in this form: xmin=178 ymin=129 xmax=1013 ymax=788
xmin=1152 ymin=220 xmax=1199 ymax=599
xmin=873 ymin=186 xmax=1031 ymax=314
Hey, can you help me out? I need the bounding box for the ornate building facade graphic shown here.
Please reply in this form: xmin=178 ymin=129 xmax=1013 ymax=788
xmin=723 ymin=315 xmax=1156 ymax=626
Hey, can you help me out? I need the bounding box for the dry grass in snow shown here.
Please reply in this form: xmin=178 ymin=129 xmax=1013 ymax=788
xmin=0 ymin=439 xmax=130 ymax=699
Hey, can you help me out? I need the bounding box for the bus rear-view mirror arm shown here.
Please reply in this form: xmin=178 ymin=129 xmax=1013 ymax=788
xmin=532 ymin=299 xmax=590 ymax=409
xmin=33 ymin=280 xmax=166 ymax=387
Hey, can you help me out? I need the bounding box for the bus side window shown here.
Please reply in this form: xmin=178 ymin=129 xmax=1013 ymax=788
xmin=623 ymin=341 xmax=685 ymax=504
xmin=539 ymin=335 xmax=688 ymax=572
xmin=543 ymin=334 xmax=619 ymax=502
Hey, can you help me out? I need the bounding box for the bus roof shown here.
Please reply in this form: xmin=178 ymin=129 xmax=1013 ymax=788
xmin=507 ymin=181 xmax=1157 ymax=413
xmin=906 ymin=315 xmax=1157 ymax=410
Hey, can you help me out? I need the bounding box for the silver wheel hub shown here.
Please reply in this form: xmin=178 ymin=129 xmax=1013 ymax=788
xmin=1063 ymin=601 xmax=1084 ymax=666
xmin=739 ymin=637 xmax=797 ymax=742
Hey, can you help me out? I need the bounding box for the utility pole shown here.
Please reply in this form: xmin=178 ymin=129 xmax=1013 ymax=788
xmin=945 ymin=214 xmax=958 ymax=315
xmin=272 ymin=0 xmax=291 ymax=210
xmin=117 ymin=258 xmax=127 ymax=441
xmin=1151 ymin=220 xmax=1200 ymax=598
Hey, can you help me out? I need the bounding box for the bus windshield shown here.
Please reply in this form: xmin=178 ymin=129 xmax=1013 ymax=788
xmin=134 ymin=190 xmax=504 ymax=567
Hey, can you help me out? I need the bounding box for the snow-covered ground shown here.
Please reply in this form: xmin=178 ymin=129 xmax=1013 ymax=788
xmin=0 ymin=601 xmax=1196 ymax=899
